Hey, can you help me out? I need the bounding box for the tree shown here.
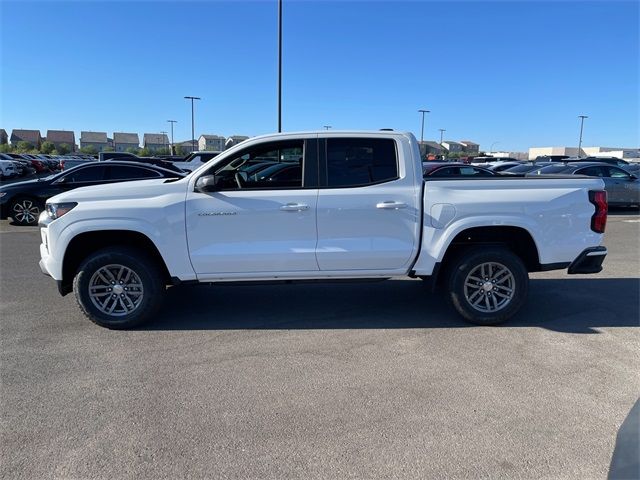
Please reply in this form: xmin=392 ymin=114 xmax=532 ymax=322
xmin=57 ymin=144 xmax=71 ymax=155
xmin=16 ymin=141 xmax=34 ymax=152
xmin=0 ymin=144 xmax=13 ymax=153
xmin=126 ymin=147 xmax=140 ymax=155
xmin=40 ymin=141 xmax=55 ymax=154
xmin=103 ymin=146 xmax=114 ymax=152
xmin=138 ymin=147 xmax=151 ymax=157
xmin=174 ymin=145 xmax=185 ymax=156
xmin=80 ymin=145 xmax=98 ymax=154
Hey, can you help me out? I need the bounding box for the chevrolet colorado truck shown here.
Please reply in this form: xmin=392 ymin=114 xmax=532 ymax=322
xmin=38 ymin=131 xmax=608 ymax=329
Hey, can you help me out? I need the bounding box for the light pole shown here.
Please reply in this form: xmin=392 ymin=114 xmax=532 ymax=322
xmin=184 ymin=96 xmax=201 ymax=152
xmin=323 ymin=125 xmax=331 ymax=130
xmin=167 ymin=120 xmax=177 ymax=154
xmin=418 ymin=109 xmax=430 ymax=144
xmin=439 ymin=129 xmax=446 ymax=159
xmin=578 ymin=115 xmax=588 ymax=157
xmin=490 ymin=141 xmax=500 ymax=153
xmin=277 ymin=0 xmax=282 ymax=132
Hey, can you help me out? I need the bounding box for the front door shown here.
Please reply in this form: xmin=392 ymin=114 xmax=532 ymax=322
xmin=185 ymin=137 xmax=320 ymax=276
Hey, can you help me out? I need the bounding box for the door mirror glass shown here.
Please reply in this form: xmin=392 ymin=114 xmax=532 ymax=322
xmin=195 ymin=175 xmax=222 ymax=192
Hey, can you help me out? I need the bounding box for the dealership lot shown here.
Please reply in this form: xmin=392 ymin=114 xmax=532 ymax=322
xmin=1 ymin=214 xmax=638 ymax=479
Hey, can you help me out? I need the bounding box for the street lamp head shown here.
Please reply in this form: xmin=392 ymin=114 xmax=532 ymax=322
xmin=184 ymin=96 xmax=201 ymax=100
xmin=418 ymin=109 xmax=430 ymax=113
xmin=578 ymin=115 xmax=588 ymax=119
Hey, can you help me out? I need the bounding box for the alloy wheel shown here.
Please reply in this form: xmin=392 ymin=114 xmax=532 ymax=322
xmin=88 ymin=264 xmax=144 ymax=316
xmin=463 ymin=262 xmax=515 ymax=313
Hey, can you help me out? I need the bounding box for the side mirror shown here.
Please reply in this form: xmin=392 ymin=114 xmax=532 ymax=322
xmin=195 ymin=175 xmax=222 ymax=192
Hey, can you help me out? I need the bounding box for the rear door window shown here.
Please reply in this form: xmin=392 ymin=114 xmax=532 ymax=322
xmin=62 ymin=165 xmax=108 ymax=183
xmin=325 ymin=138 xmax=398 ymax=187
xmin=108 ymin=166 xmax=162 ymax=180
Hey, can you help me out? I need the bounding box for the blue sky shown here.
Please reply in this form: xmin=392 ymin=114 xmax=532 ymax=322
xmin=1 ymin=1 xmax=638 ymax=151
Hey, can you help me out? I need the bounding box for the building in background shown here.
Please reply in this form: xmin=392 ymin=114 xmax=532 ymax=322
xmin=441 ymin=141 xmax=464 ymax=153
xmin=143 ymin=133 xmax=169 ymax=152
xmin=0 ymin=129 xmax=7 ymax=144
xmin=46 ymin=130 xmax=76 ymax=151
xmin=175 ymin=140 xmax=199 ymax=154
xmin=460 ymin=140 xmax=480 ymax=153
xmin=80 ymin=131 xmax=109 ymax=152
xmin=113 ymin=132 xmax=140 ymax=152
xmin=225 ymin=135 xmax=250 ymax=149
xmin=581 ymin=146 xmax=640 ymax=160
xmin=198 ymin=134 xmax=225 ymax=151
xmin=10 ymin=129 xmax=42 ymax=148
xmin=418 ymin=141 xmax=445 ymax=158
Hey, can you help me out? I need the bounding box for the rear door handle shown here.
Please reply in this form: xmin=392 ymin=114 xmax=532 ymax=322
xmin=280 ymin=203 xmax=309 ymax=212
xmin=376 ymin=201 xmax=407 ymax=210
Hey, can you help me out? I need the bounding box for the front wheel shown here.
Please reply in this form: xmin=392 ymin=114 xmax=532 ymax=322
xmin=73 ymin=247 xmax=165 ymax=329
xmin=446 ymin=247 xmax=528 ymax=326
xmin=11 ymin=197 xmax=43 ymax=226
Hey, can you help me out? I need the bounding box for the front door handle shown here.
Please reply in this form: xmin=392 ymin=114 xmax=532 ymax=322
xmin=280 ymin=203 xmax=309 ymax=212
xmin=376 ymin=201 xmax=407 ymax=210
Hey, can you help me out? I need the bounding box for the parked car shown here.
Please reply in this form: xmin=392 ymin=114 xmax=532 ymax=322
xmin=97 ymin=152 xmax=185 ymax=174
xmin=527 ymin=162 xmax=639 ymax=207
xmin=502 ymin=162 xmax=556 ymax=175
xmin=487 ymin=161 xmax=523 ymax=172
xmin=0 ymin=161 xmax=185 ymax=226
xmin=471 ymin=156 xmax=520 ymax=164
xmin=0 ymin=160 xmax=17 ymax=179
xmin=169 ymin=151 xmax=222 ymax=173
xmin=2 ymin=154 xmax=37 ymax=176
xmin=423 ymin=162 xmax=496 ymax=177
xmin=59 ymin=156 xmax=96 ymax=171
xmin=535 ymin=155 xmax=570 ymax=162
xmin=38 ymin=131 xmax=607 ymax=329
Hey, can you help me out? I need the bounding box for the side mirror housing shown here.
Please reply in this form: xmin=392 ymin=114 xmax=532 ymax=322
xmin=195 ymin=175 xmax=222 ymax=192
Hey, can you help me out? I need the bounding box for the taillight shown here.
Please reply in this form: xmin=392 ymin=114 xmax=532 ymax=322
xmin=589 ymin=190 xmax=607 ymax=233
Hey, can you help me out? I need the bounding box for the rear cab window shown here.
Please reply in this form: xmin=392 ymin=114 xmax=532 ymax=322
xmin=323 ymin=138 xmax=398 ymax=188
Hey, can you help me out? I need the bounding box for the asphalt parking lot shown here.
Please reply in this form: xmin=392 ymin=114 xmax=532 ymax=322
xmin=1 ymin=213 xmax=638 ymax=479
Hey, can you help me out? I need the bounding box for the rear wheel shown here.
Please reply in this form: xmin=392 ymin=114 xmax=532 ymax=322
xmin=446 ymin=247 xmax=528 ymax=325
xmin=73 ymin=247 xmax=165 ymax=329
xmin=11 ymin=197 xmax=43 ymax=226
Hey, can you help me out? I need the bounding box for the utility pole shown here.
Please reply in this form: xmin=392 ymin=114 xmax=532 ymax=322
xmin=418 ymin=109 xmax=430 ymax=144
xmin=323 ymin=125 xmax=331 ymax=130
xmin=167 ymin=120 xmax=177 ymax=154
xmin=184 ymin=96 xmax=201 ymax=152
xmin=439 ymin=129 xmax=446 ymax=159
xmin=277 ymin=0 xmax=282 ymax=132
xmin=578 ymin=115 xmax=588 ymax=158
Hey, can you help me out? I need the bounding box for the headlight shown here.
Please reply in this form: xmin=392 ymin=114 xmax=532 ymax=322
xmin=0 ymin=192 xmax=7 ymax=198
xmin=46 ymin=202 xmax=77 ymax=220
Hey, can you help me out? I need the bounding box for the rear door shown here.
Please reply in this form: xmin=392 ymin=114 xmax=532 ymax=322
xmin=604 ymin=166 xmax=638 ymax=204
xmin=315 ymin=136 xmax=421 ymax=271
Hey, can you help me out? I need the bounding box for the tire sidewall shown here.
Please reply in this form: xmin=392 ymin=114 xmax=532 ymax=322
xmin=448 ymin=247 xmax=528 ymax=325
xmin=73 ymin=248 xmax=163 ymax=329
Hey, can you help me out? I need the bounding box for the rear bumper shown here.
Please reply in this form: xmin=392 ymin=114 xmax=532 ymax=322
xmin=568 ymin=246 xmax=607 ymax=274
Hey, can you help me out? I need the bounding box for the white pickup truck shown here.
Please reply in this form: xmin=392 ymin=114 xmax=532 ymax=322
xmin=38 ymin=131 xmax=608 ymax=329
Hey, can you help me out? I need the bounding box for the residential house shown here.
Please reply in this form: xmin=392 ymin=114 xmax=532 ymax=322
xmin=46 ymin=130 xmax=76 ymax=151
xmin=80 ymin=131 xmax=109 ymax=152
xmin=176 ymin=140 xmax=199 ymax=154
xmin=113 ymin=132 xmax=140 ymax=152
xmin=143 ymin=133 xmax=169 ymax=152
xmin=418 ymin=141 xmax=444 ymax=158
xmin=10 ymin=129 xmax=42 ymax=148
xmin=460 ymin=140 xmax=480 ymax=154
xmin=198 ymin=134 xmax=225 ymax=151
xmin=441 ymin=141 xmax=464 ymax=153
xmin=224 ymin=135 xmax=249 ymax=149
xmin=0 ymin=129 xmax=7 ymax=144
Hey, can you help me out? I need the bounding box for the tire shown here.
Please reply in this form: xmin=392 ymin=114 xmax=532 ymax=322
xmin=10 ymin=196 xmax=43 ymax=226
xmin=446 ymin=247 xmax=528 ymax=326
xmin=73 ymin=247 xmax=165 ymax=329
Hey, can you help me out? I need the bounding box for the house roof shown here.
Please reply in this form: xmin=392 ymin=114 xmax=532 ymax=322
xmin=80 ymin=131 xmax=108 ymax=143
xmin=443 ymin=141 xmax=463 ymax=146
xmin=113 ymin=132 xmax=139 ymax=144
xmin=0 ymin=129 xmax=7 ymax=142
xmin=11 ymin=129 xmax=42 ymax=144
xmin=199 ymin=134 xmax=225 ymax=140
xmin=143 ymin=133 xmax=169 ymax=145
xmin=460 ymin=140 xmax=479 ymax=146
xmin=420 ymin=141 xmax=443 ymax=149
xmin=46 ymin=130 xmax=75 ymax=144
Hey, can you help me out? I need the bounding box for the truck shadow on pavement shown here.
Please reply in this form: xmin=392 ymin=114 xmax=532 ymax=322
xmin=144 ymin=277 xmax=639 ymax=334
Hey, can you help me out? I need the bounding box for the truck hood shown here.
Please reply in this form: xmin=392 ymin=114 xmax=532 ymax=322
xmin=47 ymin=178 xmax=186 ymax=204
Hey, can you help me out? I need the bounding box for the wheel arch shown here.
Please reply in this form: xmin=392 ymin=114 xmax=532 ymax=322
xmin=60 ymin=230 xmax=172 ymax=295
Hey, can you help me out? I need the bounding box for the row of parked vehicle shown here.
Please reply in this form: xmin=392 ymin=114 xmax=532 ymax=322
xmin=0 ymin=152 xmax=98 ymax=179
xmin=422 ymin=156 xmax=640 ymax=208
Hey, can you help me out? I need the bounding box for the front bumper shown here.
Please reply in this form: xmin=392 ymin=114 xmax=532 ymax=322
xmin=568 ymin=246 xmax=607 ymax=274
